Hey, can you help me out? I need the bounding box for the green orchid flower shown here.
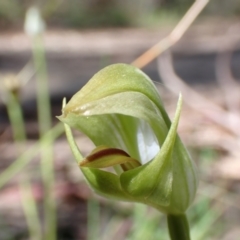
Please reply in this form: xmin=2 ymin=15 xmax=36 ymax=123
xmin=58 ymin=63 xmax=198 ymax=223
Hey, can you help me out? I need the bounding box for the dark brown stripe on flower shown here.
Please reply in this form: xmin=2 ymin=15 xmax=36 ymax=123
xmin=121 ymin=164 xmax=128 ymax=171
xmin=81 ymin=148 xmax=130 ymax=165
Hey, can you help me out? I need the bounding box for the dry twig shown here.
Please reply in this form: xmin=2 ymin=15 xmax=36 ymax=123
xmin=132 ymin=0 xmax=210 ymax=69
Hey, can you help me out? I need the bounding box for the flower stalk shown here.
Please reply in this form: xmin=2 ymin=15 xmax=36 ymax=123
xmin=167 ymin=214 xmax=190 ymax=240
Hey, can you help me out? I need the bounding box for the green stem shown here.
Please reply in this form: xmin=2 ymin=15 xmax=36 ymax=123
xmin=6 ymin=91 xmax=42 ymax=240
xmin=167 ymin=214 xmax=191 ymax=240
xmin=6 ymin=92 xmax=26 ymax=142
xmin=32 ymin=34 xmax=55 ymax=240
xmin=62 ymin=98 xmax=83 ymax=163
xmin=20 ymin=179 xmax=42 ymax=240
xmin=0 ymin=123 xmax=63 ymax=189
xmin=87 ymin=198 xmax=100 ymax=240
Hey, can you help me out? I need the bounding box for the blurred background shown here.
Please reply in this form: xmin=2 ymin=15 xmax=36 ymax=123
xmin=1 ymin=0 xmax=240 ymax=239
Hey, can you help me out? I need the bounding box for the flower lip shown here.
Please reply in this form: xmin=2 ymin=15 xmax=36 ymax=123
xmin=80 ymin=148 xmax=130 ymax=166
xmin=80 ymin=146 xmax=142 ymax=170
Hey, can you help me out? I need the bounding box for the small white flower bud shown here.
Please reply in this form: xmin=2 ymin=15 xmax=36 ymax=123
xmin=24 ymin=7 xmax=45 ymax=36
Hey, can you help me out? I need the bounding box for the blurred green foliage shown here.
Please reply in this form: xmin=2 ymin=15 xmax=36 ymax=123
xmin=1 ymin=0 xmax=240 ymax=29
xmin=0 ymin=0 xmax=23 ymax=28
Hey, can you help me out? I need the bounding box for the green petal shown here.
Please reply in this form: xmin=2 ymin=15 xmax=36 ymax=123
xmin=81 ymin=168 xmax=132 ymax=201
xmin=120 ymin=95 xmax=182 ymax=213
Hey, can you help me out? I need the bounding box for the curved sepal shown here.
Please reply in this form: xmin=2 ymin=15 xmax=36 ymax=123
xmin=120 ymin=95 xmax=182 ymax=213
xmin=62 ymin=64 xmax=165 ymax=117
xmin=59 ymin=91 xmax=168 ymax=161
